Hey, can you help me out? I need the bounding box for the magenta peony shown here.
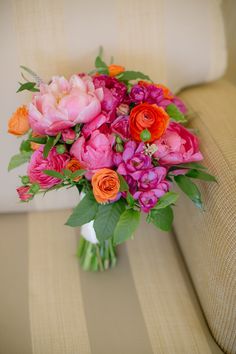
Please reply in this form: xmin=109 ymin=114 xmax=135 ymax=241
xmin=28 ymin=146 xmax=70 ymax=188
xmin=29 ymin=75 xmax=103 ymax=136
xmin=154 ymin=122 xmax=203 ymax=165
xmin=111 ymin=115 xmax=130 ymax=140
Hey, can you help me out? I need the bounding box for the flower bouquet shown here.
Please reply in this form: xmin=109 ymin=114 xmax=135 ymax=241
xmin=8 ymin=50 xmax=216 ymax=271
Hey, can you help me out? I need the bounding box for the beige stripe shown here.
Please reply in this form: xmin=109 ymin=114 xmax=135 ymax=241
xmin=28 ymin=210 xmax=91 ymax=354
xmin=126 ymin=218 xmax=223 ymax=354
xmin=78 ymin=237 xmax=154 ymax=354
xmin=0 ymin=213 xmax=32 ymax=354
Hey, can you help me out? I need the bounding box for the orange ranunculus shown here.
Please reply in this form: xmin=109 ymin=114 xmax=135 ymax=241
xmin=108 ymin=64 xmax=125 ymax=77
xmin=92 ymin=168 xmax=120 ymax=203
xmin=138 ymin=81 xmax=174 ymax=100
xmin=8 ymin=105 xmax=30 ymax=136
xmin=129 ymin=103 xmax=169 ymax=142
xmin=66 ymin=158 xmax=83 ymax=182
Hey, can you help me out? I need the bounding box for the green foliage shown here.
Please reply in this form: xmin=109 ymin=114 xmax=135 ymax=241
xmin=20 ymin=140 xmax=32 ymax=153
xmin=149 ymin=206 xmax=173 ymax=231
xmin=153 ymin=192 xmax=179 ymax=210
xmin=166 ymin=104 xmax=187 ymax=123
xmin=94 ymin=199 xmax=126 ymax=242
xmin=17 ymin=82 xmax=39 ymax=93
xmin=43 ymin=133 xmax=61 ymax=158
xmin=116 ymin=71 xmax=151 ymax=82
xmin=70 ymin=169 xmax=86 ymax=179
xmin=65 ymin=191 xmax=99 ymax=227
xmin=8 ymin=151 xmax=32 ymax=171
xmin=174 ymin=175 xmax=203 ymax=209
xmin=114 ymin=209 xmax=140 ymax=245
xmin=169 ymin=162 xmax=207 ymax=171
xmin=118 ymin=174 xmax=129 ymax=192
xmin=43 ymin=170 xmax=64 ymax=179
xmin=186 ymin=169 xmax=216 ymax=182
xmin=28 ymin=136 xmax=47 ymax=144
xmin=95 ymin=56 xmax=109 ymax=74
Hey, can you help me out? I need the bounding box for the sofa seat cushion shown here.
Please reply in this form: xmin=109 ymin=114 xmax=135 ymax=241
xmin=0 ymin=210 xmax=222 ymax=354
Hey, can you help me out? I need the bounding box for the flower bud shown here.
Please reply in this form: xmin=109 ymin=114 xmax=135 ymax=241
xmin=56 ymin=144 xmax=66 ymax=154
xmin=21 ymin=176 xmax=30 ymax=185
xmin=29 ymin=183 xmax=40 ymax=194
xmin=116 ymin=143 xmax=124 ymax=153
xmin=140 ymin=129 xmax=151 ymax=142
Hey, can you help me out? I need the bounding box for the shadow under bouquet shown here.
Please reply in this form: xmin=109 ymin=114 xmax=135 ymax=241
xmin=8 ymin=51 xmax=216 ymax=271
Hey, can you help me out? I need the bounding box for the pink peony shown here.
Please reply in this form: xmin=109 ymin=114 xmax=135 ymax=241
xmin=154 ymin=122 xmax=203 ymax=165
xmin=70 ymin=130 xmax=115 ymax=178
xmin=29 ymin=75 xmax=103 ymax=136
xmin=111 ymin=115 xmax=130 ymax=140
xmin=28 ymin=146 xmax=70 ymax=189
xmin=82 ymin=113 xmax=109 ymax=138
xmin=17 ymin=186 xmax=33 ymax=202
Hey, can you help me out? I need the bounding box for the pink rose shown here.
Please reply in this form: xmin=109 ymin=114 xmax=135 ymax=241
xmin=62 ymin=128 xmax=76 ymax=143
xmin=29 ymin=75 xmax=103 ymax=136
xmin=154 ymin=122 xmax=203 ymax=165
xmin=70 ymin=130 xmax=114 ymax=178
xmin=111 ymin=116 xmax=130 ymax=140
xmin=28 ymin=146 xmax=70 ymax=189
xmin=17 ymin=186 xmax=33 ymax=202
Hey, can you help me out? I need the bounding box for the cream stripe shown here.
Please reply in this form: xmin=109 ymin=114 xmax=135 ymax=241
xmin=127 ymin=218 xmax=223 ymax=354
xmin=78 ymin=238 xmax=154 ymax=354
xmin=28 ymin=210 xmax=91 ymax=354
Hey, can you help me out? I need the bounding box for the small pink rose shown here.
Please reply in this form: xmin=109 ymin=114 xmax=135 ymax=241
xmin=62 ymin=128 xmax=76 ymax=143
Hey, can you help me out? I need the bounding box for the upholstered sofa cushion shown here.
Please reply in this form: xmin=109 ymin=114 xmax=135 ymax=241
xmin=0 ymin=210 xmax=223 ymax=354
xmin=1 ymin=0 xmax=226 ymax=212
xmin=175 ymin=80 xmax=236 ymax=354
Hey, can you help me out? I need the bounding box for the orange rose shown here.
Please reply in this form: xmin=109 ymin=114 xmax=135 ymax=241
xmin=108 ymin=64 xmax=125 ymax=77
xmin=92 ymin=168 xmax=120 ymax=203
xmin=129 ymin=103 xmax=169 ymax=142
xmin=8 ymin=105 xmax=30 ymax=136
xmin=66 ymin=158 xmax=83 ymax=182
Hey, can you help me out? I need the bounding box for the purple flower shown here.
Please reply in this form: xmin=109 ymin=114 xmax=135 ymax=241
xmin=129 ymin=85 xmax=147 ymax=103
xmin=145 ymin=85 xmax=164 ymax=104
xmin=116 ymin=141 xmax=152 ymax=180
xmin=138 ymin=167 xmax=167 ymax=190
xmin=172 ymin=97 xmax=187 ymax=114
xmin=133 ymin=190 xmax=158 ymax=213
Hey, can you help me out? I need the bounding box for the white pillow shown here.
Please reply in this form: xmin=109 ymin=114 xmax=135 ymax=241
xmin=0 ymin=0 xmax=226 ymax=212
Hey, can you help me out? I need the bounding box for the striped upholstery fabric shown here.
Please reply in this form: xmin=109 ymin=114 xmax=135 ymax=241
xmin=0 ymin=211 xmax=223 ymax=354
xmin=175 ymin=80 xmax=236 ymax=354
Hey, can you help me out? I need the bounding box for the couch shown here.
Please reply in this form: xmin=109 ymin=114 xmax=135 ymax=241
xmin=0 ymin=1 xmax=235 ymax=353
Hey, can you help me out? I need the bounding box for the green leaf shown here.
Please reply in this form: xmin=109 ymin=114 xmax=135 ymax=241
xmin=126 ymin=192 xmax=135 ymax=207
xmin=70 ymin=169 xmax=86 ymax=179
xmin=170 ymin=162 xmax=207 ymax=170
xmin=43 ymin=170 xmax=64 ymax=179
xmin=116 ymin=70 xmax=151 ymax=82
xmin=8 ymin=151 xmax=32 ymax=171
xmin=154 ymin=192 xmax=179 ymax=210
xmin=28 ymin=136 xmax=47 ymax=144
xmin=95 ymin=56 xmax=109 ymax=74
xmin=63 ymin=169 xmax=72 ymax=177
xmin=20 ymin=140 xmax=32 ymax=153
xmin=114 ymin=209 xmax=140 ymax=245
xmin=20 ymin=65 xmax=43 ymax=85
xmin=43 ymin=136 xmax=55 ymax=158
xmin=166 ymin=104 xmax=187 ymax=123
xmin=65 ymin=191 xmax=99 ymax=227
xmin=17 ymin=81 xmax=39 ymax=93
xmin=149 ymin=206 xmax=173 ymax=231
xmin=118 ymin=174 xmax=129 ymax=192
xmin=94 ymin=199 xmax=126 ymax=242
xmin=186 ymin=169 xmax=217 ymax=182
xmin=53 ymin=132 xmax=61 ymax=145
xmin=174 ymin=175 xmax=203 ymax=209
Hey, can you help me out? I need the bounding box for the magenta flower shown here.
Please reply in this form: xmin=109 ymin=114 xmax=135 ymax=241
xmin=111 ymin=115 xmax=130 ymax=140
xmin=17 ymin=186 xmax=33 ymax=202
xmin=93 ymin=75 xmax=127 ymax=120
xmin=62 ymin=128 xmax=76 ymax=143
xmin=29 ymin=75 xmax=103 ymax=136
xmin=154 ymin=122 xmax=203 ymax=165
xmin=70 ymin=129 xmax=115 ymax=178
xmin=28 ymin=147 xmax=70 ymax=189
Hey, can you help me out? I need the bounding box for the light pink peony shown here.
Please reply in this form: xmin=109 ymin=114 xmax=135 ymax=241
xmin=70 ymin=130 xmax=115 ymax=178
xmin=154 ymin=122 xmax=203 ymax=165
xmin=29 ymin=75 xmax=103 ymax=136
xmin=28 ymin=146 xmax=70 ymax=188
xmin=17 ymin=186 xmax=33 ymax=202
